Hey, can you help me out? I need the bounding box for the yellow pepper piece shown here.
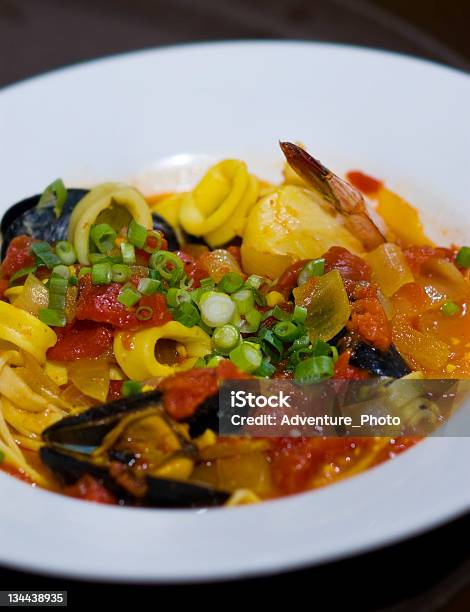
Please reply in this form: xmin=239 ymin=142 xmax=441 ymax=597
xmin=3 ymin=286 xmax=23 ymax=301
xmin=150 ymin=192 xmax=185 ymax=229
xmin=366 ymin=243 xmax=415 ymax=297
xmin=0 ymin=301 xmax=57 ymax=363
xmin=376 ymin=187 xmax=433 ymax=247
xmin=179 ymin=160 xmax=249 ymax=237
xmin=114 ymin=321 xmax=211 ymax=380
xmin=44 ymin=361 xmax=68 ymax=386
xmin=204 ymin=174 xmax=259 ymax=247
xmin=266 ymin=291 xmax=284 ymax=307
xmin=68 ymin=183 xmax=153 ymax=264
xmin=154 ymin=457 xmax=194 ymax=481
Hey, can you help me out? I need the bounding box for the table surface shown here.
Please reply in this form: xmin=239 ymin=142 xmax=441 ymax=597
xmin=0 ymin=1 xmax=469 ymax=609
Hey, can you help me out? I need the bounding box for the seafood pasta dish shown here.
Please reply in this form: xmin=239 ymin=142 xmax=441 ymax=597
xmin=0 ymin=142 xmax=468 ymax=508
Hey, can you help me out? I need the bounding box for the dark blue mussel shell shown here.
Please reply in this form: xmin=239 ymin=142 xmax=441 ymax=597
xmin=0 ymin=189 xmax=89 ymax=258
xmin=349 ymin=343 xmax=411 ymax=378
xmin=1 ymin=189 xmax=181 ymax=257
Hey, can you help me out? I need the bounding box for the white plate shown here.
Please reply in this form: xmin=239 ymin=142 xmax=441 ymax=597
xmin=0 ymin=41 xmax=469 ymax=583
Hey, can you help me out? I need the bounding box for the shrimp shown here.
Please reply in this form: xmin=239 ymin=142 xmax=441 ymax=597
xmin=280 ymin=142 xmax=385 ymax=251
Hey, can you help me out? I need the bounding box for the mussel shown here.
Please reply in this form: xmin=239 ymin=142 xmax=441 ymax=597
xmin=41 ymin=390 xmax=229 ymax=508
xmin=1 ymin=189 xmax=88 ymax=258
xmin=349 ymin=343 xmax=411 ymax=378
xmin=152 ymin=212 xmax=180 ymax=251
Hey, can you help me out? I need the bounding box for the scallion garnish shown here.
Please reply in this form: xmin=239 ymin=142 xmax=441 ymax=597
xmin=55 ymin=240 xmax=77 ymax=265
xmin=138 ymin=277 xmax=161 ymax=296
xmin=172 ymin=301 xmax=200 ymax=327
xmin=441 ymin=301 xmax=459 ymax=316
xmin=30 ymin=242 xmax=61 ymax=269
xmin=91 ymin=262 xmax=112 ymax=285
xmin=294 ymin=355 xmax=334 ymax=383
xmin=78 ymin=267 xmax=91 ymax=279
xmin=149 ymin=251 xmax=184 ymax=285
xmin=257 ymin=327 xmax=284 ymax=363
xmin=245 ymin=275 xmax=264 ymax=290
xmin=241 ymin=308 xmax=262 ymax=333
xmin=121 ymin=242 xmax=136 ymax=265
xmin=48 ymin=275 xmax=68 ymax=310
xmin=229 ymin=341 xmax=263 ymax=374
xmin=218 ymin=272 xmax=244 ymax=294
xmin=8 ymin=265 xmax=37 ymax=284
xmin=90 ymin=223 xmax=117 ymax=254
xmin=37 ymin=178 xmax=67 ymax=218
xmin=231 ymin=288 xmax=254 ymax=314
xmin=38 ymin=308 xmax=67 ymax=327
xmin=166 ymin=287 xmax=191 ymax=307
xmin=212 ymin=324 xmax=240 ymax=354
xmin=292 ymin=305 xmax=308 ymax=325
xmin=273 ymin=320 xmax=301 ymax=342
xmin=127 ymin=219 xmax=148 ymax=249
xmin=111 ymin=264 xmax=131 ymax=283
xmin=135 ymin=305 xmax=154 ymax=321
xmin=117 ymin=285 xmax=141 ymax=307
xmin=51 ymin=264 xmax=70 ymax=280
xmin=122 ymin=380 xmax=143 ymax=397
xmin=298 ymin=258 xmax=325 ymax=285
xmin=143 ymin=230 xmax=163 ymax=254
xmin=456 ymin=247 xmax=470 ymax=268
xmin=199 ymin=291 xmax=236 ymax=327
xmin=254 ymin=359 xmax=276 ymax=378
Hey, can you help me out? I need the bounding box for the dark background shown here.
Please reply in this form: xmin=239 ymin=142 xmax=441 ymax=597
xmin=1 ymin=1 xmax=470 ymax=609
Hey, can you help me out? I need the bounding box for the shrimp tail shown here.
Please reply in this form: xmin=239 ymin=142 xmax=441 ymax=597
xmin=280 ymin=141 xmax=385 ymax=251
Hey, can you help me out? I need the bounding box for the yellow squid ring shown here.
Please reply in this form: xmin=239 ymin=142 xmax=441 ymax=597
xmin=114 ymin=321 xmax=211 ymax=380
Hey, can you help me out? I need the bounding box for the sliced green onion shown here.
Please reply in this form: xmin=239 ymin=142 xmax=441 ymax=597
xmin=173 ymin=301 xmax=200 ymax=327
xmin=288 ymin=333 xmax=310 ymax=353
xmin=136 ymin=305 xmax=154 ymax=321
xmin=8 ymin=265 xmax=37 ymax=284
xmin=257 ymin=327 xmax=284 ymax=363
xmin=30 ymin=242 xmax=61 ymax=269
xmin=69 ymin=275 xmax=78 ymax=286
xmin=212 ymin=324 xmax=240 ymax=354
xmin=48 ymin=275 xmax=68 ymax=310
xmin=90 ymin=223 xmax=117 ymax=254
xmin=138 ymin=277 xmax=161 ymax=296
xmin=38 ymin=308 xmax=66 ymax=327
xmin=199 ymin=291 xmax=236 ymax=327
xmin=200 ymin=277 xmax=216 ymax=291
xmin=206 ymin=354 xmax=224 ymax=368
xmin=55 ymin=241 xmax=76 ymax=265
xmin=127 ymin=219 xmax=148 ymax=249
xmin=121 ymin=242 xmax=136 ymax=265
xmin=122 ymin=380 xmax=143 ymax=397
xmin=311 ymin=339 xmax=337 ymax=359
xmin=231 ymin=288 xmax=254 ymax=314
xmin=292 ymin=305 xmax=308 ymax=325
xmin=149 ymin=251 xmax=184 ymax=284
xmin=78 ymin=267 xmax=91 ymax=279
xmin=245 ymin=275 xmax=264 ymax=290
xmin=294 ymin=355 xmax=334 ymax=383
xmin=117 ymin=285 xmax=141 ymax=307
xmin=143 ymin=230 xmax=163 ymax=254
xmin=229 ymin=341 xmax=263 ymax=374
xmin=272 ymin=305 xmax=291 ymax=321
xmin=441 ymin=301 xmax=459 ymax=316
xmin=37 ymin=178 xmax=67 ymax=218
xmin=241 ymin=308 xmax=262 ymax=333
xmin=254 ymin=360 xmax=276 ymax=378
xmin=193 ymin=357 xmax=206 ymax=369
xmin=273 ymin=320 xmax=301 ymax=342
xmin=51 ymin=264 xmax=70 ymax=280
xmin=91 ymin=262 xmax=112 ymax=285
xmin=89 ymin=253 xmax=112 ymax=265
xmin=111 ymin=264 xmax=131 ymax=283
xmin=166 ymin=287 xmax=191 ymax=307
xmin=288 ymin=347 xmax=314 ymax=368
xmin=456 ymin=247 xmax=470 ymax=268
xmin=218 ymin=272 xmax=244 ymax=294
xmin=298 ymin=258 xmax=325 ymax=285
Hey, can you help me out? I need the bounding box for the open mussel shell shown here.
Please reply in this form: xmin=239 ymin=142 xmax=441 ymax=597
xmin=43 ymin=389 xmax=163 ymax=450
xmin=40 ymin=446 xmax=229 ymax=508
xmin=152 ymin=212 xmax=180 ymax=251
xmin=350 ymin=343 xmax=411 ymax=378
xmin=1 ymin=189 xmax=89 ymax=258
xmin=184 ymin=393 xmax=219 ymax=437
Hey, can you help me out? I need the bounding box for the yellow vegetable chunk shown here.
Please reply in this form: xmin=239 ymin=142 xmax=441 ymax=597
xmin=0 ymin=301 xmax=57 ymax=363
xmin=241 ymin=186 xmax=363 ymax=278
xmin=114 ymin=321 xmax=211 ymax=380
xmin=392 ymin=316 xmax=450 ymax=371
xmin=179 ymin=160 xmax=249 ymax=237
xmin=293 ymin=270 xmax=351 ymax=341
xmin=68 ymin=183 xmax=153 ymax=264
xmin=67 ymin=359 xmax=110 ymax=402
xmin=367 ymin=243 xmax=415 ymax=297
xmin=376 ymin=187 xmax=433 ymax=247
xmin=44 ymin=361 xmax=68 ymax=387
